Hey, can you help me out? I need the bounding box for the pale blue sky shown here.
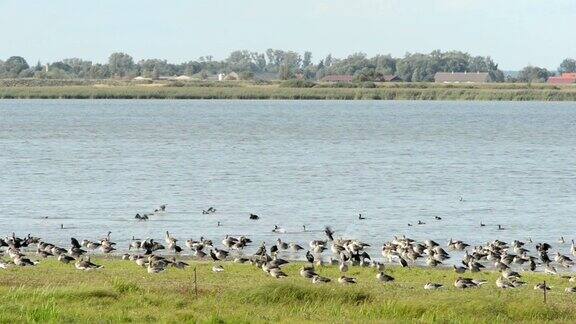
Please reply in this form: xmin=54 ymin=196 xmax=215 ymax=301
xmin=1 ymin=0 xmax=575 ymax=70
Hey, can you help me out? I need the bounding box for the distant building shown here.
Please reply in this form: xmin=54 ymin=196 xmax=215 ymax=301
xmin=321 ymin=75 xmax=354 ymax=83
xmin=434 ymin=72 xmax=491 ymax=83
xmin=548 ymin=73 xmax=576 ymax=85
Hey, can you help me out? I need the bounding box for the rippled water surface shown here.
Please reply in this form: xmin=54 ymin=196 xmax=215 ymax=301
xmin=1 ymin=100 xmax=575 ymax=255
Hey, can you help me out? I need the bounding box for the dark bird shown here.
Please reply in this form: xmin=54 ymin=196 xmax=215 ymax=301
xmin=407 ymin=223 xmax=413 ymax=227
xmin=209 ymin=250 xmax=219 ymax=261
xmin=529 ymin=258 xmax=537 ymax=271
xmin=249 ymin=213 xmax=260 ymax=220
xmin=324 ymin=226 xmax=335 ymax=241
xmin=434 ymin=216 xmax=442 ymax=220
xmin=536 ymin=243 xmax=552 ymax=252
xmin=399 ymin=256 xmax=408 ymax=268
xmin=270 ymin=245 xmax=278 ymax=254
xmin=540 ymin=251 xmax=551 ymax=264
xmin=480 ymin=222 xmax=485 ymax=227
xmin=358 ymin=214 xmax=366 ymax=220
xmin=417 ymin=220 xmax=426 ymax=225
xmin=305 ymin=251 xmax=314 ymax=263
xmin=71 ymin=237 xmax=81 ymax=249
xmin=497 ymin=224 xmax=505 ymax=230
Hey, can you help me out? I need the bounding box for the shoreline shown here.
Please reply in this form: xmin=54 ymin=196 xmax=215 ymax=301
xmin=2 ymin=83 xmax=576 ymax=101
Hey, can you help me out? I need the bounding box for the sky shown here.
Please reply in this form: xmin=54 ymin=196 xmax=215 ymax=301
xmin=0 ymin=0 xmax=575 ymax=70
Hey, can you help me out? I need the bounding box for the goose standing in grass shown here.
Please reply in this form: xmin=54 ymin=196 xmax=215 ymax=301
xmin=13 ymin=255 xmax=36 ymax=267
xmin=171 ymin=257 xmax=189 ymax=269
xmin=453 ymin=265 xmax=467 ymax=273
xmin=299 ymin=266 xmax=318 ymax=279
xmin=338 ymin=276 xmax=357 ymax=284
xmin=496 ymin=277 xmax=515 ymax=289
xmin=339 ymin=260 xmax=349 ymax=273
xmin=376 ymin=272 xmax=394 ymax=283
xmin=454 ymin=277 xmax=486 ymax=289
xmin=565 ymin=287 xmax=576 ymax=293
xmin=534 ymin=283 xmax=551 ymax=291
xmin=147 ymin=261 xmax=166 ymax=274
xmin=424 ymin=283 xmax=443 ymax=290
xmin=58 ymin=254 xmax=75 ymax=264
xmin=269 ymin=267 xmax=288 ymax=279
xmin=312 ymin=275 xmax=331 ymax=284
xmin=75 ymin=257 xmax=102 ymax=270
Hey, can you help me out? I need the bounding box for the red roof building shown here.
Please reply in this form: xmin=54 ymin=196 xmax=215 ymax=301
xmin=548 ymin=73 xmax=576 ymax=84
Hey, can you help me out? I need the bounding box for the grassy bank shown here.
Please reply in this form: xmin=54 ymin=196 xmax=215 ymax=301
xmin=2 ymin=83 xmax=576 ymax=101
xmin=1 ymin=258 xmax=574 ymax=323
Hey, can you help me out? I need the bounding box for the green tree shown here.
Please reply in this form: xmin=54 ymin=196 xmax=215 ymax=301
xmin=302 ymin=51 xmax=312 ymax=68
xmin=558 ymin=58 xmax=576 ymax=74
xmin=517 ymin=65 xmax=551 ymax=83
xmin=108 ymin=52 xmax=135 ymax=77
xmin=3 ymin=56 xmax=29 ymax=77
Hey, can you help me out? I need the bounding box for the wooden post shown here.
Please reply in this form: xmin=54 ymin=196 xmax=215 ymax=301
xmin=543 ymin=280 xmax=547 ymax=304
xmin=194 ymin=267 xmax=198 ymax=296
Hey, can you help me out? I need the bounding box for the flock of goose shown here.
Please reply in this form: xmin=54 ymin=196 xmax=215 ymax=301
xmin=3 ymin=217 xmax=576 ymax=294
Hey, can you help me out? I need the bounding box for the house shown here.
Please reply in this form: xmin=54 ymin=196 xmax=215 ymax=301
xmin=321 ymin=75 xmax=354 ymax=82
xmin=548 ymin=73 xmax=576 ymax=85
xmin=434 ymin=72 xmax=491 ymax=83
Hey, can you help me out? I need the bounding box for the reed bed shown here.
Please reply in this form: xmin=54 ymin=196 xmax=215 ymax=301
xmin=2 ymin=84 xmax=576 ymax=101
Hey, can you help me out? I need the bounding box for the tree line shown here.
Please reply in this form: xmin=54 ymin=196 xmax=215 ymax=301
xmin=0 ymin=50 xmax=574 ymax=83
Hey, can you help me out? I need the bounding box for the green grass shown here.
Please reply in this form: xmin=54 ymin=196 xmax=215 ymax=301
xmin=0 ymin=258 xmax=574 ymax=323
xmin=2 ymin=83 xmax=576 ymax=101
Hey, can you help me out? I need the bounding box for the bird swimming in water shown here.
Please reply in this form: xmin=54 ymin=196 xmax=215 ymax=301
xmin=272 ymin=225 xmax=286 ymax=233
xmin=358 ymin=214 xmax=365 ymax=220
xmin=202 ymin=207 xmax=216 ymax=214
xmin=249 ymin=213 xmax=260 ymax=220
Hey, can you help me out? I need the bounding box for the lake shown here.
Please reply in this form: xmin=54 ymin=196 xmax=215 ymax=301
xmin=1 ymin=100 xmax=575 ymax=257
